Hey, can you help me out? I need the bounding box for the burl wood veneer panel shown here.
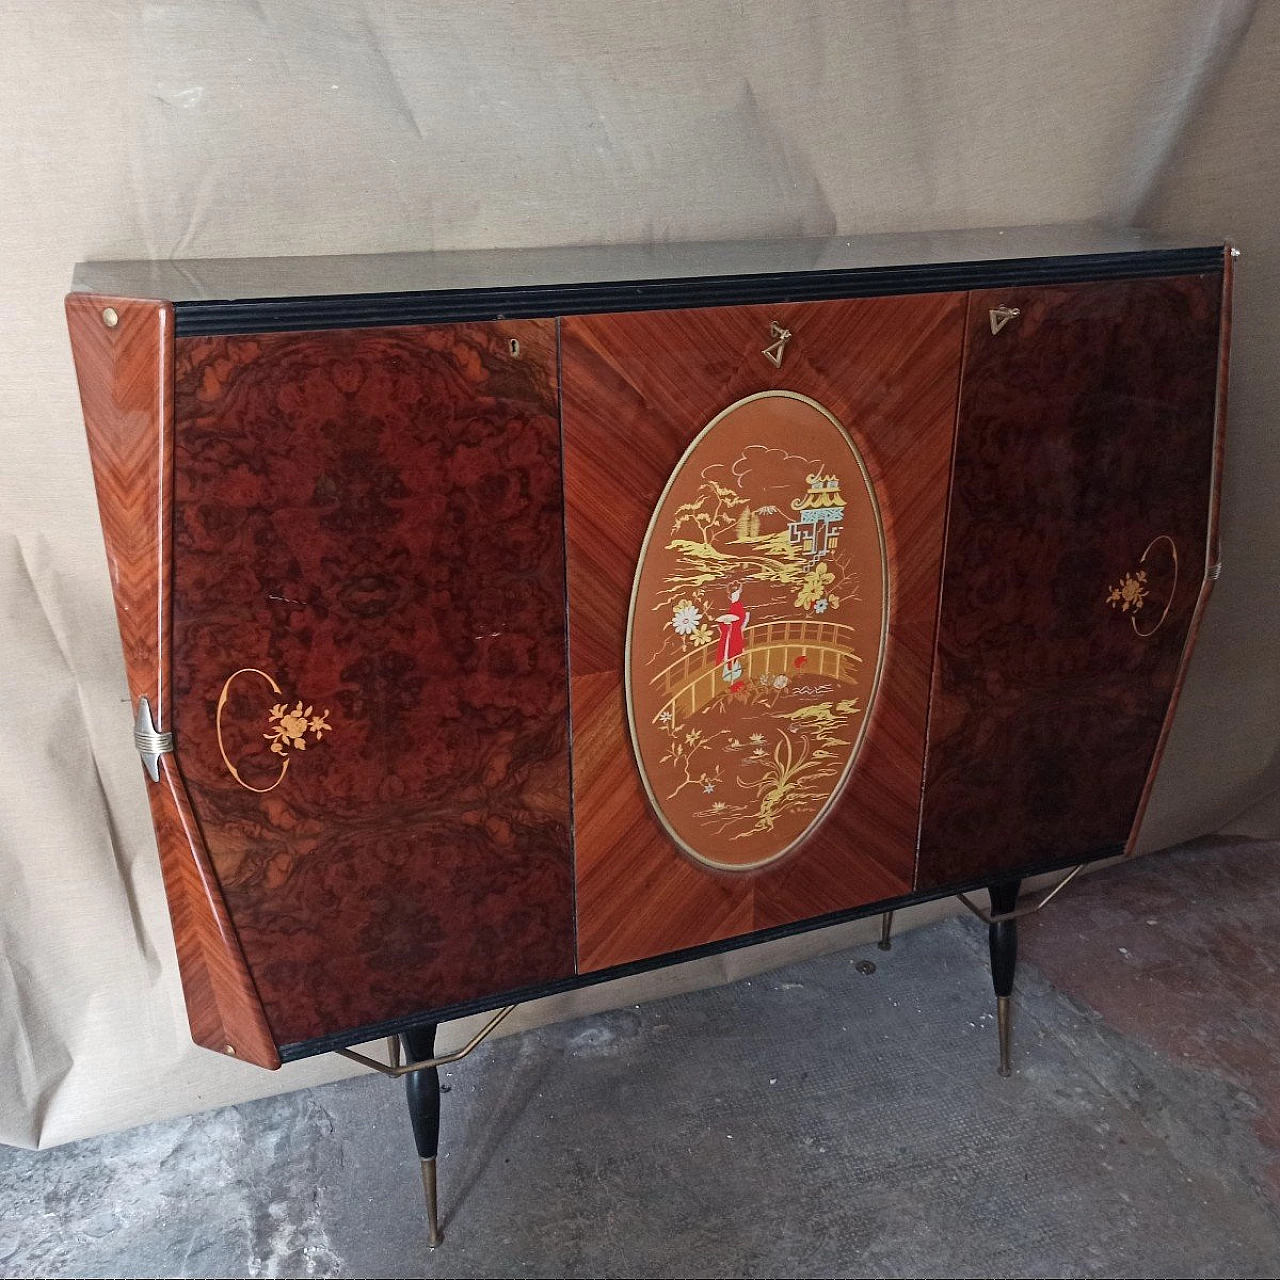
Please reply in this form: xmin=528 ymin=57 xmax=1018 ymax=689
xmin=67 ymin=294 xmax=278 ymax=1068
xmin=917 ymin=275 xmax=1224 ymax=888
xmin=563 ymin=295 xmax=966 ymax=972
xmin=171 ymin=321 xmax=574 ymax=1048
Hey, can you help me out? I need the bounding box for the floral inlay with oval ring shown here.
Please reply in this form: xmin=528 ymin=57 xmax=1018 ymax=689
xmin=216 ymin=668 xmax=332 ymax=793
xmin=1106 ymin=535 xmax=1179 ymax=639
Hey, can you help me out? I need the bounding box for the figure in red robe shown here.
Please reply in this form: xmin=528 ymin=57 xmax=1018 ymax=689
xmin=715 ymin=585 xmax=750 ymax=682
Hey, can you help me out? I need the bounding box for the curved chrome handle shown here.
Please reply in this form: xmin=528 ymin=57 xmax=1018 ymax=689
xmin=134 ymin=696 xmax=174 ymax=783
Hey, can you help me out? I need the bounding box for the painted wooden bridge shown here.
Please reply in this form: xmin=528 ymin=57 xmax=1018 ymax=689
xmin=650 ymin=619 xmax=864 ymax=726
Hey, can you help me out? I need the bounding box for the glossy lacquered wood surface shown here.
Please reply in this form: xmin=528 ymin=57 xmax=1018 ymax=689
xmin=624 ymin=392 xmax=889 ymax=871
xmin=917 ymin=275 xmax=1224 ymax=888
xmin=171 ymin=322 xmax=574 ymax=1048
xmin=563 ymin=296 xmax=966 ymax=972
xmin=66 ymin=293 xmax=279 ymax=1068
xmin=1122 ymin=250 xmax=1233 ymax=853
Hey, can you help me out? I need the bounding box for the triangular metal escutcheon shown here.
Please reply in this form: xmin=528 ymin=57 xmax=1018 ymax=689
xmin=989 ymin=306 xmax=1020 ymax=336
xmin=762 ymin=322 xmax=792 ymax=368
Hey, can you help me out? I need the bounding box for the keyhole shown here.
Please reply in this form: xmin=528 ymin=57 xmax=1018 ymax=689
xmin=509 ymin=338 xmax=520 ymax=358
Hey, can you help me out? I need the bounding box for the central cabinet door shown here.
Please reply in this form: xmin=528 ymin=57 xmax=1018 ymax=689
xmin=562 ymin=296 xmax=966 ymax=971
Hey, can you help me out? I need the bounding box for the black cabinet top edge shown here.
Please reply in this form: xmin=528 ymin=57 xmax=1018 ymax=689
xmin=277 ymin=844 xmax=1121 ymax=1064
xmin=68 ymin=225 xmax=1226 ymax=338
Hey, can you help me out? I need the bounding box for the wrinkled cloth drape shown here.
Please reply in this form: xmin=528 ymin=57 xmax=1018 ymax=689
xmin=2 ymin=0 xmax=1275 ymax=1148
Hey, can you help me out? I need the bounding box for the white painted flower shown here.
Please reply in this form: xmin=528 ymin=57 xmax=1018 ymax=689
xmin=710 ymin=801 xmax=727 ymax=812
xmin=703 ymin=781 xmax=716 ymax=793
xmin=672 ymin=600 xmax=702 ymax=636
xmin=773 ymin=675 xmax=790 ymax=689
xmin=657 ymin=710 xmax=673 ymax=724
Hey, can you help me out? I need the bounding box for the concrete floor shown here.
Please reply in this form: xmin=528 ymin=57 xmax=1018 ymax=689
xmin=2 ymin=837 xmax=1278 ymax=1278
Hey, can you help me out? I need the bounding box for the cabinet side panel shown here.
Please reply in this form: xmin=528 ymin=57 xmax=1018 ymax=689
xmin=66 ymin=294 xmax=279 ymax=1068
xmin=1123 ymin=248 xmax=1233 ymax=853
xmin=564 ymin=295 xmax=964 ymax=971
xmin=918 ymin=275 xmax=1223 ymax=887
xmin=171 ymin=322 xmax=574 ymax=1047
xmin=66 ymin=296 xmax=176 ymax=723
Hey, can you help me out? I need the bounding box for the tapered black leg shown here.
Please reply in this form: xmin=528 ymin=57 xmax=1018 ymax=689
xmin=403 ymin=1024 xmax=443 ymax=1247
xmin=988 ymin=880 xmax=1021 ymax=1078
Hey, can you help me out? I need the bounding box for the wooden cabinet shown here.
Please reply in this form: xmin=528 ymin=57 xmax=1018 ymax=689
xmin=66 ymin=229 xmax=1231 ymax=1070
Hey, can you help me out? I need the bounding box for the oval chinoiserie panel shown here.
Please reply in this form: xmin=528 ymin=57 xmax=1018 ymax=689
xmin=626 ymin=391 xmax=888 ymax=871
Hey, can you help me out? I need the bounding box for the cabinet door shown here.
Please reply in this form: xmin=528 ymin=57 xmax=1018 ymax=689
xmin=917 ymin=275 xmax=1224 ymax=889
xmin=563 ymin=295 xmax=965 ymax=971
xmin=171 ymin=322 xmax=574 ymax=1049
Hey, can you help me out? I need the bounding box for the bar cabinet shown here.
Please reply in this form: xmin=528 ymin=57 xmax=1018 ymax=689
xmin=67 ymin=225 xmax=1232 ymax=1244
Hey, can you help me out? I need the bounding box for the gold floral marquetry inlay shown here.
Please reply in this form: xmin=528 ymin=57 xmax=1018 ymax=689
xmin=1106 ymin=535 xmax=1178 ymax=639
xmin=265 ymin=701 xmax=332 ymax=756
xmin=1106 ymin=569 xmax=1149 ymax=614
xmin=217 ymin=668 xmax=332 ymax=793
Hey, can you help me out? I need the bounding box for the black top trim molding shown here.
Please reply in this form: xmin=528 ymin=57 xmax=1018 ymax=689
xmin=174 ymin=248 xmax=1224 ymax=337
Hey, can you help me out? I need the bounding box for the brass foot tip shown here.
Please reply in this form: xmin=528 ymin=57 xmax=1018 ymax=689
xmin=996 ymin=995 xmax=1012 ymax=1078
xmin=878 ymin=911 xmax=894 ymax=951
xmin=420 ymin=1156 xmax=443 ymax=1248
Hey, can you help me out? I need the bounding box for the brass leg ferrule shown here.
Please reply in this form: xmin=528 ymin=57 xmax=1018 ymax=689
xmin=878 ymin=910 xmax=894 ymax=951
xmin=996 ymin=995 xmax=1012 ymax=1078
xmin=420 ymin=1156 xmax=442 ymax=1248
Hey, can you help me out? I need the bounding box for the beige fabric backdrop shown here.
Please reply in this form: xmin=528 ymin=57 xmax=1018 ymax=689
xmin=1 ymin=0 xmax=1276 ymax=1149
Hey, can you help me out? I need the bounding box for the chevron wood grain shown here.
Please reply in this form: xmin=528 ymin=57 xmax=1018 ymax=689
xmin=1124 ymin=252 xmax=1234 ymax=854
xmin=563 ymin=295 xmax=966 ymax=971
xmin=66 ymin=294 xmax=279 ymax=1068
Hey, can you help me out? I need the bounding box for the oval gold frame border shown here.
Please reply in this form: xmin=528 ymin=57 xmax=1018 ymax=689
xmin=216 ymin=667 xmax=290 ymax=794
xmin=1132 ymin=535 xmax=1179 ymax=639
xmin=623 ymin=390 xmax=891 ymax=874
